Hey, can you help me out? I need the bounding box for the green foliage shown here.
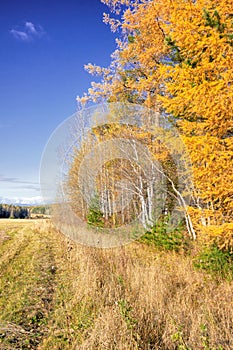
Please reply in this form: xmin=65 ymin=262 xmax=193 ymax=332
xmin=118 ymin=299 xmax=137 ymax=329
xmin=203 ymin=9 xmax=225 ymax=33
xmin=31 ymin=206 xmax=47 ymax=214
xmin=170 ymin=323 xmax=224 ymax=350
xmin=165 ymin=35 xmax=184 ymax=63
xmin=200 ymin=323 xmax=211 ymax=350
xmin=202 ymin=9 xmax=233 ymax=47
xmin=87 ymin=195 xmax=104 ymax=228
xmin=141 ymin=218 xmax=188 ymax=252
xmin=128 ymin=35 xmax=135 ymax=43
xmin=171 ymin=326 xmax=191 ymax=350
xmin=193 ymin=245 xmax=233 ymax=280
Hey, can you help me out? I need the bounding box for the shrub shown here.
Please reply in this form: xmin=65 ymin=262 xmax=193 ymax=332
xmin=193 ymin=245 xmax=233 ymax=280
xmin=141 ymin=218 xmax=189 ymax=252
xmin=87 ymin=195 xmax=104 ymax=228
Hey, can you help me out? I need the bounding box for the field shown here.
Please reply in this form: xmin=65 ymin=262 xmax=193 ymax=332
xmin=0 ymin=219 xmax=232 ymax=349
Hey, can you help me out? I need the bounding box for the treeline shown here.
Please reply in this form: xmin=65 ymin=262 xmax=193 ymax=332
xmin=0 ymin=204 xmax=51 ymax=219
xmin=76 ymin=0 xmax=233 ymax=251
xmin=0 ymin=204 xmax=29 ymax=219
xmin=30 ymin=205 xmax=50 ymax=215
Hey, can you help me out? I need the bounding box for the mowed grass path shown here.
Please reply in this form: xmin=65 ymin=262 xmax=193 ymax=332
xmin=0 ymin=219 xmax=57 ymax=349
xmin=0 ymin=219 xmax=233 ymax=349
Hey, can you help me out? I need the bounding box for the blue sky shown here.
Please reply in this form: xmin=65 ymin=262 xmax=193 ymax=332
xmin=0 ymin=0 xmax=116 ymax=204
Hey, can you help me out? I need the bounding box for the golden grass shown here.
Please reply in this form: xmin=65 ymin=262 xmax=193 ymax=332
xmin=0 ymin=219 xmax=232 ymax=349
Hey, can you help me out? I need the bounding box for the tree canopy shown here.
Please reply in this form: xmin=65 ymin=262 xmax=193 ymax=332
xmin=75 ymin=0 xmax=233 ymax=250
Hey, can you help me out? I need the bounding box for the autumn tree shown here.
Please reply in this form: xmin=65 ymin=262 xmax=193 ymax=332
xmin=65 ymin=101 xmax=195 ymax=238
xmin=76 ymin=0 xmax=233 ymax=249
xmin=67 ymin=116 xmax=166 ymax=229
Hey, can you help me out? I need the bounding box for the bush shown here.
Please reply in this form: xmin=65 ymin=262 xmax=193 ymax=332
xmin=141 ymin=218 xmax=189 ymax=252
xmin=193 ymin=245 xmax=233 ymax=280
xmin=87 ymin=207 xmax=104 ymax=228
xmin=87 ymin=195 xmax=104 ymax=228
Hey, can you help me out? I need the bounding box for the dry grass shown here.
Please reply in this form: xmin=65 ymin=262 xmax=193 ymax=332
xmin=40 ymin=224 xmax=233 ymax=350
xmin=0 ymin=219 xmax=232 ymax=349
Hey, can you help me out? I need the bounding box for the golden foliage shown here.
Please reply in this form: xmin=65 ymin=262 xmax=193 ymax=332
xmin=78 ymin=0 xmax=233 ymax=247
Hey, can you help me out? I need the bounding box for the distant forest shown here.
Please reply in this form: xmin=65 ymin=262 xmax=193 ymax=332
xmin=0 ymin=204 xmax=50 ymax=219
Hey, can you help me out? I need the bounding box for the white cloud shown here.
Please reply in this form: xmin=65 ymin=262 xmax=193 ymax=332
xmin=10 ymin=29 xmax=30 ymax=41
xmin=16 ymin=196 xmax=44 ymax=205
xmin=10 ymin=21 xmax=45 ymax=42
xmin=0 ymin=196 xmax=44 ymax=205
xmin=0 ymin=175 xmax=42 ymax=204
xmin=25 ymin=22 xmax=37 ymax=34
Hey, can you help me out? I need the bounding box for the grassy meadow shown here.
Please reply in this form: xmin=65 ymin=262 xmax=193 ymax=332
xmin=0 ymin=219 xmax=232 ymax=349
